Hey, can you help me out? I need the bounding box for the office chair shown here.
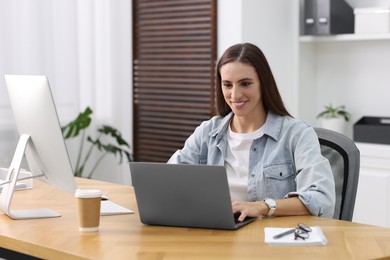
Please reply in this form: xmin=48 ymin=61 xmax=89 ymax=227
xmin=314 ymin=127 xmax=360 ymax=221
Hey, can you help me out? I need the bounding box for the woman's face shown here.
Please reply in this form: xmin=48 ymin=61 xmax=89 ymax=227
xmin=220 ymin=61 xmax=263 ymax=119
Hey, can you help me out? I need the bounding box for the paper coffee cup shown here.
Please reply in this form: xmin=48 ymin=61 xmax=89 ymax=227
xmin=75 ymin=189 xmax=102 ymax=232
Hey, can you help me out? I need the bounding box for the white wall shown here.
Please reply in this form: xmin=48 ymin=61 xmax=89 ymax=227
xmin=304 ymin=40 xmax=390 ymax=138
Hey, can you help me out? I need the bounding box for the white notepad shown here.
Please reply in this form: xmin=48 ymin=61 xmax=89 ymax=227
xmin=264 ymin=226 xmax=328 ymax=246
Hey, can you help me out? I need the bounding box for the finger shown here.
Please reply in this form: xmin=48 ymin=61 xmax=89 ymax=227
xmin=231 ymin=201 xmax=240 ymax=213
xmin=232 ymin=205 xmax=240 ymax=214
xmin=231 ymin=200 xmax=239 ymax=206
xmin=238 ymin=212 xmax=247 ymax=222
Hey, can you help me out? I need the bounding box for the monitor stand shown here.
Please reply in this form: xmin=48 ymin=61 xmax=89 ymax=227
xmin=0 ymin=134 xmax=61 ymax=219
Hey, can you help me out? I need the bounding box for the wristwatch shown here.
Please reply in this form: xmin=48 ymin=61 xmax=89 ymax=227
xmin=263 ymin=198 xmax=277 ymax=216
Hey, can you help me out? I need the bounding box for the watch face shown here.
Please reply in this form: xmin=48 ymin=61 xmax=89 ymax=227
xmin=265 ymin=198 xmax=276 ymax=208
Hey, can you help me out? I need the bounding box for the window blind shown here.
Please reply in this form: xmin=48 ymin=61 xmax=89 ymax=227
xmin=133 ymin=0 xmax=217 ymax=162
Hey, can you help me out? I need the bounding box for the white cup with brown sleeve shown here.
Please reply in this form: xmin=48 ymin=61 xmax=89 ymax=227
xmin=75 ymin=189 xmax=102 ymax=232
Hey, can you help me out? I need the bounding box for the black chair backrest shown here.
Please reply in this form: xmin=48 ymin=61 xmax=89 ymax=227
xmin=314 ymin=127 xmax=360 ymax=221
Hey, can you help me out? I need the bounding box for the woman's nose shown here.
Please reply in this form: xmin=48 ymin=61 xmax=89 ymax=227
xmin=231 ymin=85 xmax=242 ymax=99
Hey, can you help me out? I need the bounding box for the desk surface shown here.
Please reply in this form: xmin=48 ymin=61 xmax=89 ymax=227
xmin=0 ymin=178 xmax=390 ymax=260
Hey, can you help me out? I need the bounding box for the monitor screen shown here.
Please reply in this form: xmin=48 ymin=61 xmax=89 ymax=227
xmin=4 ymin=75 xmax=77 ymax=194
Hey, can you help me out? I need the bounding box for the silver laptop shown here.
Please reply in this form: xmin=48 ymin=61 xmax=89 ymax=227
xmin=129 ymin=162 xmax=257 ymax=230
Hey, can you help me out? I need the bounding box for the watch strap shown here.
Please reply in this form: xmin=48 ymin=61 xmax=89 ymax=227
xmin=264 ymin=198 xmax=276 ymax=216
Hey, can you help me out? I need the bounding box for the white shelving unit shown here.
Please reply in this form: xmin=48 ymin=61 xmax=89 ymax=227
xmin=300 ymin=33 xmax=390 ymax=42
xmin=353 ymin=142 xmax=390 ymax=228
xmin=298 ymin=31 xmax=390 ymax=138
xmin=297 ymin=11 xmax=390 ymax=228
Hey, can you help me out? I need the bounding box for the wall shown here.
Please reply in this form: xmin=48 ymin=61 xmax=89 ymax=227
xmin=301 ymin=40 xmax=390 ymax=138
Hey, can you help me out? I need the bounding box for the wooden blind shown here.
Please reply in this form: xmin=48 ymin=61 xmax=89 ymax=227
xmin=133 ymin=0 xmax=217 ymax=162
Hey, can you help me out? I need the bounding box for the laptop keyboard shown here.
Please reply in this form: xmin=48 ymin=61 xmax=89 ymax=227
xmin=100 ymin=200 xmax=134 ymax=216
xmin=233 ymin=213 xmax=256 ymax=226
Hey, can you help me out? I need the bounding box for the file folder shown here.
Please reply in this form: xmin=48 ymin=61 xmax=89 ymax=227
xmin=303 ymin=0 xmax=354 ymax=35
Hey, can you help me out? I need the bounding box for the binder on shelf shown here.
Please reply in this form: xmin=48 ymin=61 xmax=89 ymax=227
xmin=303 ymin=0 xmax=354 ymax=35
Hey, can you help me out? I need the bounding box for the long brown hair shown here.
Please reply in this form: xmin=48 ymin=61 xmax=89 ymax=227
xmin=215 ymin=43 xmax=291 ymax=117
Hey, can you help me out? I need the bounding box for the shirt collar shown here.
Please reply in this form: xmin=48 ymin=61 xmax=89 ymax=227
xmin=263 ymin=112 xmax=284 ymax=141
xmin=209 ymin=112 xmax=233 ymax=138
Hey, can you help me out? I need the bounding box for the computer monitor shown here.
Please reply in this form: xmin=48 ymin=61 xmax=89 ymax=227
xmin=1 ymin=75 xmax=77 ymax=219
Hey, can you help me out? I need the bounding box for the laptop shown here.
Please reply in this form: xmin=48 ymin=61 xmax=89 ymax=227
xmin=129 ymin=162 xmax=257 ymax=230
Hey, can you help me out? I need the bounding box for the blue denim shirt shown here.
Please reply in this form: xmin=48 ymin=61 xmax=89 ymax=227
xmin=168 ymin=112 xmax=336 ymax=218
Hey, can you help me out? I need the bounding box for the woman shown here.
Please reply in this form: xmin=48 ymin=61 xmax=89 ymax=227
xmin=168 ymin=43 xmax=335 ymax=221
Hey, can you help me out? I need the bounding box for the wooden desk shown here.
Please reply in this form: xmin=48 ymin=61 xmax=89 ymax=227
xmin=1 ymin=178 xmax=390 ymax=260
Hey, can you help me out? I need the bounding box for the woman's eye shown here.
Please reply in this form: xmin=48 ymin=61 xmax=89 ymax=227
xmin=240 ymin=81 xmax=251 ymax=87
xmin=222 ymin=83 xmax=232 ymax=88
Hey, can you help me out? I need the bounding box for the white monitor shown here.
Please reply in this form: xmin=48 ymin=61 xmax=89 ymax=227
xmin=1 ymin=75 xmax=77 ymax=219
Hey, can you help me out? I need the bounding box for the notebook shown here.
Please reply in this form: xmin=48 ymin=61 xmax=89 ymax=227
xmin=129 ymin=162 xmax=257 ymax=230
xmin=264 ymin=226 xmax=328 ymax=246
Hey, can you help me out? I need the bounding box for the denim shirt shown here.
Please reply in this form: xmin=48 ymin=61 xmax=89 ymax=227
xmin=168 ymin=112 xmax=336 ymax=218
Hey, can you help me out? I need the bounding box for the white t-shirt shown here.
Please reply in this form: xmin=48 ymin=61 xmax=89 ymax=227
xmin=225 ymin=125 xmax=264 ymax=201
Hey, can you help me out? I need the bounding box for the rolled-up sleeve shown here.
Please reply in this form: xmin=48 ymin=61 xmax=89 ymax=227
xmin=167 ymin=120 xmax=209 ymax=164
xmin=286 ymin=127 xmax=336 ymax=218
xmin=167 ymin=134 xmax=202 ymax=164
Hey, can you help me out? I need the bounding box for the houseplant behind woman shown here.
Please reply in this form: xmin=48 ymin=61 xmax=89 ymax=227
xmin=317 ymin=103 xmax=351 ymax=134
xmin=168 ymin=43 xmax=336 ymax=222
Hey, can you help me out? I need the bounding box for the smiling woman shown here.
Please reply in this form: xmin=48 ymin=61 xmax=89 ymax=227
xmin=168 ymin=43 xmax=336 ymax=223
xmin=220 ymin=62 xmax=264 ymax=133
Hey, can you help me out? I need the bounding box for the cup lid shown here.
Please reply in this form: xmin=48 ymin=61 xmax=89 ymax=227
xmin=75 ymin=189 xmax=102 ymax=198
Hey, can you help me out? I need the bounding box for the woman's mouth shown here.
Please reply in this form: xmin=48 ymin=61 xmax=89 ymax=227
xmin=231 ymin=100 xmax=247 ymax=109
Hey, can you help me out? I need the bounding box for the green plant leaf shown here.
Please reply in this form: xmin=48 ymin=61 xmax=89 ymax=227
xmin=87 ymin=137 xmax=132 ymax=163
xmin=62 ymin=106 xmax=133 ymax=178
xmin=316 ymin=103 xmax=351 ymax=121
xmin=61 ymin=107 xmax=93 ymax=139
xmin=97 ymin=125 xmax=130 ymax=147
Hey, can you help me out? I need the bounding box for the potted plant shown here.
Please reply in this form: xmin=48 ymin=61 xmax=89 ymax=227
xmin=316 ymin=103 xmax=351 ymax=134
xmin=61 ymin=107 xmax=132 ymax=179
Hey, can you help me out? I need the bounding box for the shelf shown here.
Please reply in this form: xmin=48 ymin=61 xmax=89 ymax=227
xmin=300 ymin=33 xmax=390 ymax=42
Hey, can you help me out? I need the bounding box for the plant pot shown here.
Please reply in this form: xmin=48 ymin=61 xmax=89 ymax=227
xmin=319 ymin=117 xmax=346 ymax=134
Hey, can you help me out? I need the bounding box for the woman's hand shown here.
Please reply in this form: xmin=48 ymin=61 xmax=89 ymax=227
xmin=231 ymin=200 xmax=267 ymax=222
xmin=232 ymin=197 xmax=310 ymax=222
